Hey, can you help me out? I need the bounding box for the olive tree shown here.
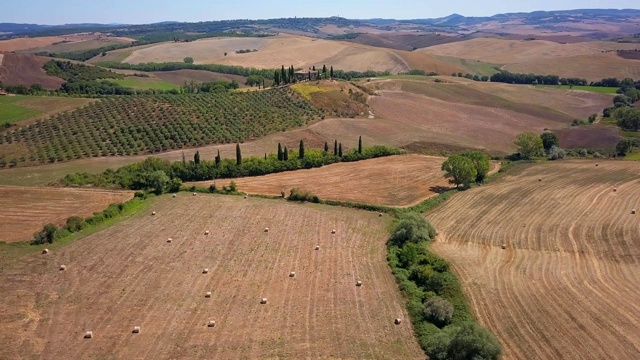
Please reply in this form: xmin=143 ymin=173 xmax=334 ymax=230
xmin=441 ymin=155 xmax=477 ymax=188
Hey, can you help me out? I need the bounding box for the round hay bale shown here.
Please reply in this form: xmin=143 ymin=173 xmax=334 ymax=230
xmin=378 ymin=213 xmax=383 ymax=217
xmin=132 ymin=326 xmax=140 ymax=334
xmin=538 ymin=178 xmax=542 ymax=182
xmin=633 ymin=209 xmax=637 ymax=215
xmin=202 ymin=268 xmax=209 ymax=274
xmin=613 ymin=188 xmax=617 ymax=192
xmin=42 ymin=249 xmax=49 ymax=254
xmin=84 ymin=331 xmax=93 ymax=339
xmin=501 ymin=244 xmax=506 ymax=249
xmin=315 ymin=245 xmax=320 ymax=250
xmin=260 ymin=298 xmax=268 ymax=304
xmin=264 ymin=227 xmax=269 ymax=232
xmin=356 ymin=280 xmax=363 ymax=287
xmin=244 ymin=195 xmax=248 ymax=199
xmin=59 ymin=265 xmax=66 ymax=271
xmin=394 ymin=318 xmax=402 ymax=325
xmin=596 ymin=163 xmax=599 ymax=167
xmin=172 ymin=194 xmax=176 ymax=198
xmin=193 ymin=192 xmax=197 ymax=196
xmin=204 ymin=230 xmax=210 ymax=235
xmin=208 ymin=320 xmax=216 ymax=327
xmin=331 ymin=229 xmax=336 ymax=234
xmin=289 ymin=271 xmax=296 ymax=277
xmin=205 ymin=291 xmax=212 ymax=298
xmin=151 ymin=211 xmax=157 ymax=216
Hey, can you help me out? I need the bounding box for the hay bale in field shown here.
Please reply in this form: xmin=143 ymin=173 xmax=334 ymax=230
xmin=289 ymin=271 xmax=296 ymax=277
xmin=172 ymin=194 xmax=176 ymax=198
xmin=152 ymin=211 xmax=157 ymax=216
xmin=260 ymin=298 xmax=268 ymax=304
xmin=205 ymin=291 xmax=212 ymax=298
xmin=84 ymin=331 xmax=93 ymax=338
xmin=394 ymin=318 xmax=402 ymax=325
xmin=59 ymin=265 xmax=66 ymax=271
xmin=633 ymin=209 xmax=637 ymax=215
xmin=613 ymin=188 xmax=617 ymax=192
xmin=538 ymin=178 xmax=542 ymax=182
xmin=264 ymin=227 xmax=269 ymax=232
xmin=331 ymin=229 xmax=336 ymax=234
xmin=356 ymin=280 xmax=363 ymax=287
xmin=208 ymin=320 xmax=216 ymax=327
xmin=315 ymin=245 xmax=320 ymax=250
xmin=167 ymin=238 xmax=172 ymax=243
xmin=193 ymin=192 xmax=197 ymax=196
xmin=132 ymin=326 xmax=140 ymax=334
xmin=204 ymin=230 xmax=210 ymax=235
xmin=379 ymin=213 xmax=383 ymax=217
xmin=596 ymin=163 xmax=599 ymax=167
xmin=244 ymin=195 xmax=248 ymax=199
xmin=501 ymin=244 xmax=506 ymax=249
xmin=42 ymin=249 xmax=49 ymax=254
xmin=202 ymin=268 xmax=209 ymax=274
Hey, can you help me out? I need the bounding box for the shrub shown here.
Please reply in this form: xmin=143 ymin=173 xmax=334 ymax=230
xmin=64 ymin=216 xmax=85 ymax=232
xmin=288 ymin=188 xmax=320 ymax=203
xmin=32 ymin=223 xmax=58 ymax=245
xmin=425 ymin=322 xmax=502 ymax=360
xmin=616 ymin=138 xmax=634 ymax=156
xmin=547 ymin=145 xmax=567 ymax=160
xmin=389 ymin=213 xmax=436 ymax=247
xmin=424 ymin=296 xmax=454 ymax=327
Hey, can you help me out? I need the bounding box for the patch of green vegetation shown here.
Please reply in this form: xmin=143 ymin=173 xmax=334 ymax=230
xmin=0 ymin=96 xmax=42 ymax=125
xmin=435 ymin=55 xmax=501 ymax=77
xmin=111 ymin=77 xmax=180 ymax=91
xmin=540 ymin=85 xmax=618 ymax=94
xmin=290 ymin=83 xmax=330 ymax=100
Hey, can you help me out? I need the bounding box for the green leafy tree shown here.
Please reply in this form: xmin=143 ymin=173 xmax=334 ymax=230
xmin=424 ymin=296 xmax=454 ymax=327
xmin=614 ymin=107 xmax=640 ymax=131
xmin=149 ymin=170 xmax=170 ymax=195
xmin=183 ymin=57 xmax=194 ymax=64
xmin=299 ymin=140 xmax=305 ymax=159
xmin=515 ymin=132 xmax=544 ymax=159
xmin=236 ymin=143 xmax=242 ymax=165
xmin=426 ymin=322 xmax=502 ymax=360
xmin=461 ymin=151 xmax=490 ymax=183
xmin=32 ymin=223 xmax=58 ymax=245
xmin=616 ymin=138 xmax=634 ymax=156
xmin=441 ymin=155 xmax=477 ymax=188
xmin=540 ymin=132 xmax=559 ymax=152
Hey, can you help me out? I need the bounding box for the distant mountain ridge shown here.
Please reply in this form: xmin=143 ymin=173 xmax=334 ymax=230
xmin=1 ymin=8 xmax=638 ymax=38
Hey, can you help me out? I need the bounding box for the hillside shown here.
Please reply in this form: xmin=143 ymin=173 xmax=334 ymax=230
xmin=0 ymin=195 xmax=424 ymax=359
xmin=0 ymin=53 xmax=64 ymax=89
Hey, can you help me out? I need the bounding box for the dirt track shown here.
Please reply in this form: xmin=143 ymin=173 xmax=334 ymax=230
xmin=427 ymin=161 xmax=640 ymax=359
xmin=0 ymin=195 xmax=423 ymax=359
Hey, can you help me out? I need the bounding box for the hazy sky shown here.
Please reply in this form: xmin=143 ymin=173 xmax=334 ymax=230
xmin=3 ymin=0 xmax=639 ymax=25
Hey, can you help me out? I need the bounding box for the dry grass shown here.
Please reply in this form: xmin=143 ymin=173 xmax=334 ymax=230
xmin=0 ymin=53 xmax=64 ymax=90
xmin=427 ymin=161 xmax=640 ymax=360
xmin=0 ymin=195 xmax=424 ymax=359
xmin=0 ymin=186 xmax=133 ymax=243
xmin=192 ymin=155 xmax=449 ymax=207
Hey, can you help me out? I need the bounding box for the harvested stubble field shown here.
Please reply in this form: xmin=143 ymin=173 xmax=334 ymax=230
xmin=193 ymin=154 xmax=449 ymax=207
xmin=427 ymin=161 xmax=640 ymax=360
xmin=0 ymin=53 xmax=64 ymax=90
xmin=0 ymin=186 xmax=133 ymax=243
xmin=0 ymin=194 xmax=423 ymax=359
xmin=423 ymin=38 xmax=640 ymax=81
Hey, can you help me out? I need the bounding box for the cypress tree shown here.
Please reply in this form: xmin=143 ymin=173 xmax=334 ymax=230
xmin=322 ymin=64 xmax=327 ymax=74
xmin=308 ymin=71 xmax=311 ymax=81
xmin=312 ymin=65 xmax=316 ymax=71
xmin=215 ymin=149 xmax=221 ymax=166
xmin=284 ymin=146 xmax=289 ymax=161
xmin=299 ymin=140 xmax=305 ymax=159
xmin=281 ymin=65 xmax=286 ymax=84
xmin=330 ymin=66 xmax=334 ymax=79
xmin=334 ymin=139 xmax=338 ymax=156
xmin=182 ymin=151 xmax=186 ymax=164
xmin=194 ymin=150 xmax=200 ymax=164
xmin=277 ymin=143 xmax=283 ymax=161
xmin=358 ymin=135 xmax=362 ymax=154
xmin=338 ymin=142 xmax=343 ymax=157
xmin=264 ymin=153 xmax=267 ymax=160
xmin=236 ymin=143 xmax=242 ymax=165
xmin=324 ymin=141 xmax=329 ymax=153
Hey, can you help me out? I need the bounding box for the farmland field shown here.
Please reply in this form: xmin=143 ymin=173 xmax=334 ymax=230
xmin=0 ymin=194 xmax=424 ymax=359
xmin=0 ymin=53 xmax=65 ymax=90
xmin=111 ymin=77 xmax=180 ymax=91
xmin=194 ymin=154 xmax=449 ymax=207
xmin=0 ymin=96 xmax=94 ymax=126
xmin=0 ymin=185 xmax=133 ymax=243
xmin=427 ymin=161 xmax=640 ymax=360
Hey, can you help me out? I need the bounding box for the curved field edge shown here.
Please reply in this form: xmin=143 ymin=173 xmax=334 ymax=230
xmin=0 ymin=194 xmax=424 ymax=359
xmin=426 ymin=160 xmax=640 ymax=359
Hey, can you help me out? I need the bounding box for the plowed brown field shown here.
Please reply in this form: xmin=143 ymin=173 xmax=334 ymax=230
xmin=427 ymin=161 xmax=640 ymax=360
xmin=0 ymin=186 xmax=133 ymax=243
xmin=0 ymin=195 xmax=424 ymax=359
xmin=193 ymin=155 xmax=449 ymax=207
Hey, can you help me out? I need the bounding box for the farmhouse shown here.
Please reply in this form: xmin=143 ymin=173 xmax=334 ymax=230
xmin=294 ymin=69 xmax=320 ymax=82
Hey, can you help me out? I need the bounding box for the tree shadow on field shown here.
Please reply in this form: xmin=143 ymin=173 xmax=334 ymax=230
xmin=429 ymin=185 xmax=453 ymax=194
